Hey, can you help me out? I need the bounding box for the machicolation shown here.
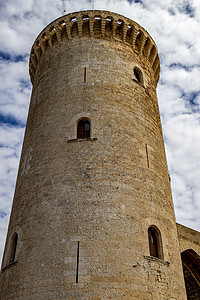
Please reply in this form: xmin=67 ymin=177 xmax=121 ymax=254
xmin=29 ymin=10 xmax=160 ymax=85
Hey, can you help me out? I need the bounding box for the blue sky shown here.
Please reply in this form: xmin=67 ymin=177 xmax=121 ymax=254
xmin=0 ymin=0 xmax=200 ymax=262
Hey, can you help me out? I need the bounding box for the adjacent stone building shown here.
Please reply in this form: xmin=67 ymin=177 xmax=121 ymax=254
xmin=0 ymin=10 xmax=199 ymax=299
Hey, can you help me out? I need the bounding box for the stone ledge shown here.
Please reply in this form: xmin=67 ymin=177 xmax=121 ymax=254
xmin=132 ymin=78 xmax=145 ymax=88
xmin=1 ymin=261 xmax=18 ymax=273
xmin=144 ymin=255 xmax=170 ymax=266
xmin=67 ymin=137 xmax=97 ymax=143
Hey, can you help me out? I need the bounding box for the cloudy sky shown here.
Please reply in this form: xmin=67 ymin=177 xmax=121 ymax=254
xmin=0 ymin=0 xmax=200 ymax=261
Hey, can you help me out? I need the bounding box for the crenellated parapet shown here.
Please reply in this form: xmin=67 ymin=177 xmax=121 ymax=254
xmin=29 ymin=10 xmax=160 ymax=86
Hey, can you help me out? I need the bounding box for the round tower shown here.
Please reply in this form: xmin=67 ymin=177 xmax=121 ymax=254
xmin=0 ymin=10 xmax=187 ymax=299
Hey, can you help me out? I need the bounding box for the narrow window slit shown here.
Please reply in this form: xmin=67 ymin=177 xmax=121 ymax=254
xmin=145 ymin=143 xmax=149 ymax=168
xmin=10 ymin=233 xmax=18 ymax=263
xmin=76 ymin=241 xmax=80 ymax=283
xmin=84 ymin=67 xmax=86 ymax=82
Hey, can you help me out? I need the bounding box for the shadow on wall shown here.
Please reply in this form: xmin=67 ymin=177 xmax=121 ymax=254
xmin=181 ymin=249 xmax=200 ymax=299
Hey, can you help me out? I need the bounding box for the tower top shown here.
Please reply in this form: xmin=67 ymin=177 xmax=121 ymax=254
xmin=29 ymin=10 xmax=160 ymax=86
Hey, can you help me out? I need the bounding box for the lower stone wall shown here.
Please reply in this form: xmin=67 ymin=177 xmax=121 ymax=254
xmin=177 ymin=223 xmax=200 ymax=254
xmin=177 ymin=223 xmax=200 ymax=299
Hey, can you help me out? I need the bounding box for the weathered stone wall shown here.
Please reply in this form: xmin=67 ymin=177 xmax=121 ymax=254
xmin=177 ymin=223 xmax=200 ymax=299
xmin=0 ymin=10 xmax=187 ymax=299
xmin=177 ymin=223 xmax=200 ymax=255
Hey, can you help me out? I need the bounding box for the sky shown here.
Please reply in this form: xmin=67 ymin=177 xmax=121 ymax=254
xmin=0 ymin=0 xmax=200 ymax=262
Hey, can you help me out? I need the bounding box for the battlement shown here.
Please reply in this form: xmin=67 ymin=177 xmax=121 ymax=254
xmin=29 ymin=10 xmax=160 ymax=86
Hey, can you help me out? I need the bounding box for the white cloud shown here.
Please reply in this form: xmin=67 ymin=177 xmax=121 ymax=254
xmin=0 ymin=125 xmax=24 ymax=259
xmin=0 ymin=58 xmax=31 ymax=123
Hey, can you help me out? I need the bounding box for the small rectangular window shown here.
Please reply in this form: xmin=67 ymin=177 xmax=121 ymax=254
xmin=77 ymin=119 xmax=90 ymax=139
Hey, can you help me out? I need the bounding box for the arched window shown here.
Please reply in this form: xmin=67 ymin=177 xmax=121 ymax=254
xmin=10 ymin=233 xmax=18 ymax=263
xmin=133 ymin=67 xmax=143 ymax=85
xmin=77 ymin=119 xmax=90 ymax=139
xmin=148 ymin=226 xmax=162 ymax=259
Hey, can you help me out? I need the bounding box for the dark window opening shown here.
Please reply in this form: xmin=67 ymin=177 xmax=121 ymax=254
xmin=116 ymin=19 xmax=123 ymax=40
xmin=148 ymin=227 xmax=161 ymax=258
xmin=181 ymin=249 xmax=200 ymax=299
xmin=82 ymin=15 xmax=90 ymax=37
xmin=10 ymin=233 xmax=18 ymax=263
xmin=94 ymin=16 xmax=101 ymax=36
xmin=77 ymin=119 xmax=90 ymax=139
xmin=84 ymin=67 xmax=86 ymax=82
xmin=105 ymin=17 xmax=113 ymax=37
xmin=76 ymin=241 xmax=80 ymax=283
xmin=145 ymin=143 xmax=149 ymax=168
xmin=133 ymin=67 xmax=143 ymax=85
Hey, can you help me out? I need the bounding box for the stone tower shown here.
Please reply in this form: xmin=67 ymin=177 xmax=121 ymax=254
xmin=0 ymin=10 xmax=187 ymax=299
